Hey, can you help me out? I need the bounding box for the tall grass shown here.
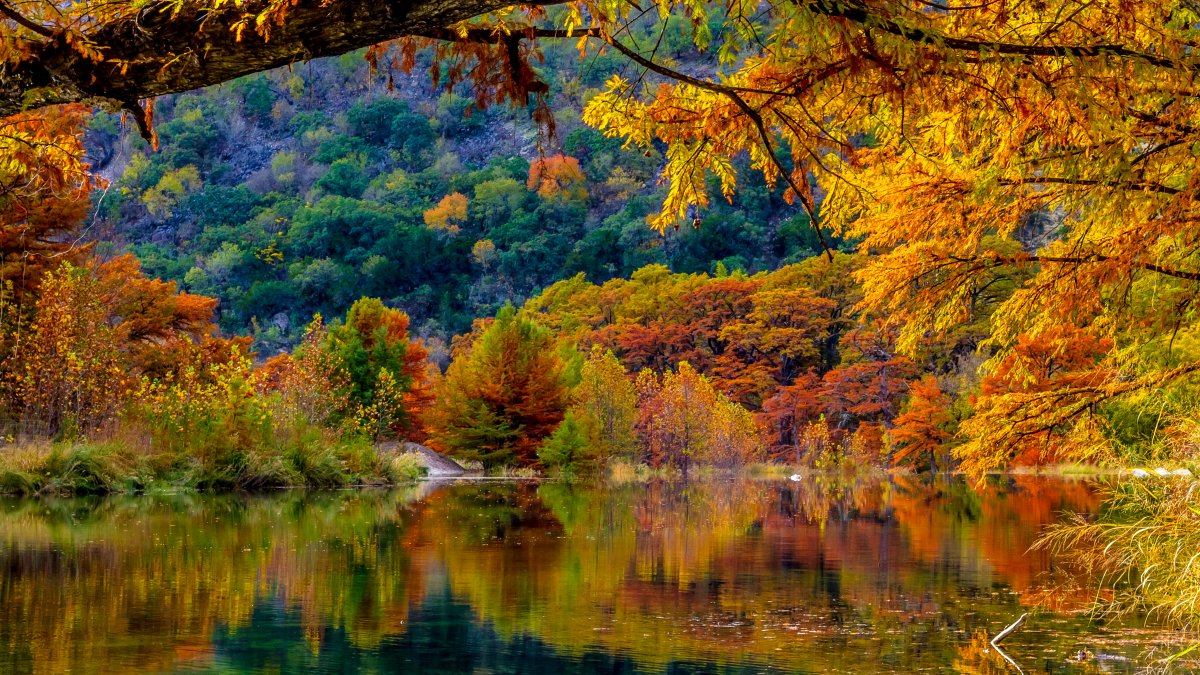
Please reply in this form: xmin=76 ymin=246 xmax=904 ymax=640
xmin=489 ymin=465 xmax=541 ymax=478
xmin=1036 ymin=476 xmax=1200 ymax=630
xmin=0 ymin=423 xmax=426 ymax=496
xmin=1034 ymin=404 xmax=1200 ymax=637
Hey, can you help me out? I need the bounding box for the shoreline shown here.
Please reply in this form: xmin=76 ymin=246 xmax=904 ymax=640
xmin=0 ymin=438 xmax=1174 ymax=498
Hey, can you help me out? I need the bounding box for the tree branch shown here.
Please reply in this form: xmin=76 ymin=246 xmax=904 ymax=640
xmin=949 ymin=252 xmax=1200 ymax=282
xmin=601 ymin=36 xmax=837 ymax=258
xmin=997 ymin=176 xmax=1182 ymax=195
xmin=413 ymin=26 xmax=602 ymax=42
xmin=0 ymin=0 xmax=565 ymax=118
xmin=806 ymin=0 xmax=1192 ymax=71
xmin=2 ymin=0 xmax=1192 ymax=120
xmin=0 ymin=1 xmax=53 ymax=38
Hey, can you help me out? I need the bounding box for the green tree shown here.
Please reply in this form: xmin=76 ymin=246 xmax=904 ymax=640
xmin=571 ymin=347 xmax=637 ymax=461
xmin=322 ymin=297 xmax=430 ymax=437
xmin=347 ymin=97 xmax=410 ymax=144
xmin=237 ymin=75 xmax=275 ymax=118
xmin=537 ymin=412 xmax=592 ymax=473
xmin=317 ymin=159 xmax=368 ymax=198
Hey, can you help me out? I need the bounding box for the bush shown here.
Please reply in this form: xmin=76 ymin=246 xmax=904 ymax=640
xmin=43 ymin=444 xmax=127 ymax=495
xmin=286 ymin=444 xmax=347 ymax=488
xmin=389 ymin=452 xmax=428 ymax=482
xmin=0 ymin=470 xmax=36 ymax=496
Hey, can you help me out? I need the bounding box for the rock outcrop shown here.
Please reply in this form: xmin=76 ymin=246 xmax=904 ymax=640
xmin=377 ymin=441 xmax=467 ymax=478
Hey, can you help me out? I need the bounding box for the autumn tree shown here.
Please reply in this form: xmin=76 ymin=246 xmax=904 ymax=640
xmin=575 ymin=0 xmax=1200 ymax=473
xmin=256 ymin=315 xmax=352 ymax=430
xmin=957 ymin=326 xmax=1115 ymax=475
xmin=569 ymin=346 xmax=638 ymax=461
xmin=423 ymin=192 xmax=469 ymax=234
xmin=636 ymin=362 xmax=762 ymax=474
xmin=672 ymin=277 xmax=761 ymax=398
xmin=527 ymin=155 xmax=587 ymax=202
xmin=1 ymin=251 xmax=245 ymax=438
xmin=706 ymin=391 xmax=763 ymax=467
xmin=717 ymin=287 xmax=836 ymax=405
xmin=8 ymin=263 xmax=126 ymax=436
xmin=890 ymin=375 xmax=952 ymax=472
xmin=0 ymin=106 xmax=92 ymax=310
xmin=603 ymin=321 xmax=695 ymax=374
xmin=323 ymin=297 xmax=432 ymax=440
xmin=820 ymin=323 xmax=916 ymax=431
xmin=424 ymin=305 xmax=573 ymax=467
xmin=758 ymin=372 xmax=824 ymax=462
xmin=94 ymin=254 xmax=224 ymax=378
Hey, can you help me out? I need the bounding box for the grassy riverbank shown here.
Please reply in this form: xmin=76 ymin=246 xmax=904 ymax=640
xmin=1038 ymin=474 xmax=1200 ymax=629
xmin=0 ymin=436 xmax=426 ymax=495
xmin=0 ymin=439 xmax=1174 ymax=496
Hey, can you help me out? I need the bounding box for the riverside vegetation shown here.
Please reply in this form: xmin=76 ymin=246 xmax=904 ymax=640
xmin=6 ymin=0 xmax=1200 ymax=655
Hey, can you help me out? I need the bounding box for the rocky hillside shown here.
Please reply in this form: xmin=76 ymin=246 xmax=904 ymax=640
xmin=85 ymin=29 xmax=837 ymax=354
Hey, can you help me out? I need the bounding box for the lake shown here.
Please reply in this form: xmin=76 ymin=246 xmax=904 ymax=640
xmin=0 ymin=476 xmax=1164 ymax=673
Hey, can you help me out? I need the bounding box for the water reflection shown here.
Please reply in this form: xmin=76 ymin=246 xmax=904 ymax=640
xmin=0 ymin=477 xmax=1143 ymax=673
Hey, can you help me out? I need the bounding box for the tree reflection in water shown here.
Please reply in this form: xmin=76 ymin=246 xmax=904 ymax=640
xmin=0 ymin=476 xmax=1143 ymax=673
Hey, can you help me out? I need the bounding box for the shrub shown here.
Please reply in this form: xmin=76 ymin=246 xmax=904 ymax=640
xmin=389 ymin=452 xmax=428 ymax=482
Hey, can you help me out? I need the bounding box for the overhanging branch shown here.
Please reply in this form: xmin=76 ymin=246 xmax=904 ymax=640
xmin=806 ymin=0 xmax=1193 ymax=72
xmin=0 ymin=0 xmax=566 ymax=118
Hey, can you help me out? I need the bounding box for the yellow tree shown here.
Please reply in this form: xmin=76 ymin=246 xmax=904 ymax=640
xmin=635 ymin=365 xmax=713 ymax=473
xmin=256 ymin=315 xmax=353 ymax=429
xmin=11 ymin=263 xmax=128 ymax=436
xmin=423 ymin=192 xmax=469 ymax=234
xmin=0 ymin=105 xmax=92 ymax=313
xmin=637 ymin=361 xmax=761 ymax=474
xmin=706 ymin=394 xmax=763 ymax=467
xmin=570 ymin=346 xmax=638 ymax=461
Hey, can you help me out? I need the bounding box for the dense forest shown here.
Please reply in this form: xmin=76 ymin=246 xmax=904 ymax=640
xmin=85 ymin=32 xmax=829 ymax=353
xmin=0 ymin=60 xmax=1004 ymax=484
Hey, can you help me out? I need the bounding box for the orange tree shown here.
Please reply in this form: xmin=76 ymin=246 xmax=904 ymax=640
xmin=0 ymin=105 xmax=92 ymax=311
xmin=424 ymin=305 xmax=576 ymax=467
xmin=890 ymin=375 xmax=953 ymax=472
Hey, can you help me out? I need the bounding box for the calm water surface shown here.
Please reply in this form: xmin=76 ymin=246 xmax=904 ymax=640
xmin=0 ymin=476 xmax=1164 ymax=673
